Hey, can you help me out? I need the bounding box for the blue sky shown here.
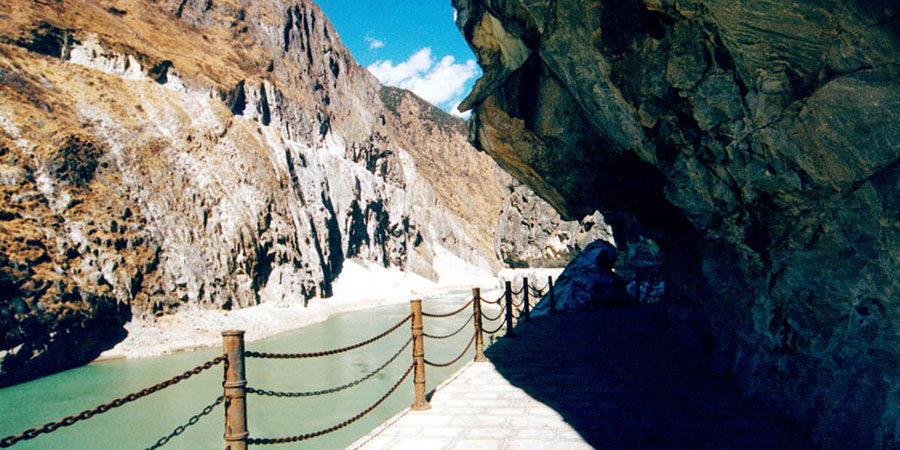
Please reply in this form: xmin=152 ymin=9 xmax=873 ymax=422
xmin=314 ymin=0 xmax=481 ymax=117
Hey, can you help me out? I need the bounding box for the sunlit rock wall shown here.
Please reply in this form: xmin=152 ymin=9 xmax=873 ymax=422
xmin=454 ymin=0 xmax=900 ymax=446
xmin=0 ymin=0 xmax=507 ymax=386
xmin=496 ymin=180 xmax=612 ymax=268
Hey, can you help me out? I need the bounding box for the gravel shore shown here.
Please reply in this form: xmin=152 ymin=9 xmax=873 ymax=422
xmin=96 ymin=250 xmax=501 ymax=361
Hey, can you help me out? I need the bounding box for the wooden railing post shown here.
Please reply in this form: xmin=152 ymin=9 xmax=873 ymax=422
xmin=410 ymin=300 xmax=430 ymax=410
xmin=223 ymin=330 xmax=248 ymax=450
xmin=473 ymin=288 xmax=486 ymax=362
xmin=505 ymin=281 xmax=515 ymax=338
xmin=522 ymin=277 xmax=530 ymax=322
xmin=549 ymin=276 xmax=556 ymax=313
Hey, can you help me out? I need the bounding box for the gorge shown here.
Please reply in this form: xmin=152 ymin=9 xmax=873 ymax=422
xmin=0 ymin=0 xmax=607 ymax=387
xmin=4 ymin=0 xmax=897 ymax=447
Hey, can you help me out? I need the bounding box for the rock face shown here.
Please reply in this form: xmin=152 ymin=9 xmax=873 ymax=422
xmin=454 ymin=0 xmax=900 ymax=447
xmin=0 ymin=0 xmax=525 ymax=386
xmin=378 ymin=86 xmax=506 ymax=276
xmin=0 ymin=0 xmax=609 ymax=386
xmin=496 ymin=180 xmax=612 ymax=267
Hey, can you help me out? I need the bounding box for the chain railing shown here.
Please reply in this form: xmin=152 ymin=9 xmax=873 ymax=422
xmin=479 ymin=276 xmax=558 ymax=338
xmin=247 ymin=363 xmax=415 ymax=446
xmin=243 ymin=314 xmax=411 ymax=359
xmin=479 ymin=293 xmax=503 ymax=305
xmin=246 ymin=337 xmax=413 ymax=398
xmin=144 ymin=395 xmax=224 ymax=450
xmin=424 ymin=334 xmax=477 ymax=368
xmin=0 ymin=356 xmax=225 ymax=448
xmin=1 ymin=276 xmax=553 ymax=449
xmin=480 ymin=306 xmax=504 ymax=322
xmin=482 ymin=316 xmax=508 ymax=335
xmin=530 ymin=280 xmax=550 ymax=296
xmin=530 ymin=276 xmax=557 ymax=312
xmin=424 ymin=313 xmax=475 ymax=340
xmin=422 ymin=298 xmax=474 ymax=318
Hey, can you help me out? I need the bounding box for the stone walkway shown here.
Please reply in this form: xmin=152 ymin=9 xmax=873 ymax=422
xmin=353 ymin=305 xmax=814 ymax=449
xmin=353 ymin=361 xmax=591 ymax=450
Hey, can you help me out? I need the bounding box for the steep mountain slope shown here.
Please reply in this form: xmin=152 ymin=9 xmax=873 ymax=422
xmin=0 ymin=0 xmax=430 ymax=385
xmin=0 ymin=0 xmax=607 ymax=386
xmin=379 ymin=86 xmax=506 ymax=269
xmin=381 ymin=86 xmax=613 ymax=269
xmin=0 ymin=0 xmax=486 ymax=386
xmin=454 ymin=0 xmax=900 ymax=446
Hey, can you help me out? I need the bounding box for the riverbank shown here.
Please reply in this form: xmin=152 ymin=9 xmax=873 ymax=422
xmin=95 ymin=249 xmax=501 ymax=362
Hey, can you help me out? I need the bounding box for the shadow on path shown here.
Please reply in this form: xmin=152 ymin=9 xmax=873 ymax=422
xmin=484 ymin=305 xmax=813 ymax=449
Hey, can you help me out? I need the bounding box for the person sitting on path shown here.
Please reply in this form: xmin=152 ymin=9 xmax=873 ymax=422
xmin=589 ymin=243 xmax=631 ymax=310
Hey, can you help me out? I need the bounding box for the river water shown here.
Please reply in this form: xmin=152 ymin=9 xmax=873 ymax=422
xmin=0 ymin=289 xmax=505 ymax=449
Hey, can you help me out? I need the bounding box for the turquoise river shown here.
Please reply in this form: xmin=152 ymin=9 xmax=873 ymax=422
xmin=0 ymin=288 xmax=506 ymax=449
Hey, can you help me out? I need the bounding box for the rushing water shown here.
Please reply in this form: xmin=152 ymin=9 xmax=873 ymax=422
xmin=0 ymin=289 xmax=506 ymax=449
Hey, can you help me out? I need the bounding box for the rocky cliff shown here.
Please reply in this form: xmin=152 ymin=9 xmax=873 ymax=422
xmin=0 ymin=0 xmax=609 ymax=386
xmin=0 ymin=0 xmax=474 ymax=386
xmin=0 ymin=0 xmax=445 ymax=385
xmin=379 ymin=87 xmax=615 ymax=272
xmin=454 ymin=0 xmax=900 ymax=447
xmin=378 ymin=86 xmax=505 ymax=275
xmin=496 ymin=180 xmax=611 ymax=268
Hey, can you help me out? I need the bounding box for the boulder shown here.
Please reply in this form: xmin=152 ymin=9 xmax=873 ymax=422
xmin=533 ymin=240 xmax=631 ymax=315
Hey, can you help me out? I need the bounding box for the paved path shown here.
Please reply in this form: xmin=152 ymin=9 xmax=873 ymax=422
xmin=354 ymin=361 xmax=592 ymax=449
xmin=355 ymin=305 xmax=813 ymax=449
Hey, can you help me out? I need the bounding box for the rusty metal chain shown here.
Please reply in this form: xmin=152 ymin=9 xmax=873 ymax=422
xmin=480 ymin=307 xmax=504 ymax=322
xmin=245 ymin=315 xmax=411 ymax=359
xmin=482 ymin=316 xmax=508 ymax=335
xmin=0 ymin=355 xmax=225 ymax=448
xmin=421 ymin=298 xmax=474 ymax=318
xmin=424 ymin=333 xmax=476 ymax=368
xmin=248 ymin=363 xmax=414 ymax=445
xmin=424 ymin=313 xmax=474 ymax=340
xmin=247 ymin=337 xmax=412 ymax=398
xmin=144 ymin=395 xmax=224 ymax=450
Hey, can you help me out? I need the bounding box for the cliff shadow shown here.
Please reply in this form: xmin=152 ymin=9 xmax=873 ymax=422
xmin=483 ymin=306 xmax=813 ymax=449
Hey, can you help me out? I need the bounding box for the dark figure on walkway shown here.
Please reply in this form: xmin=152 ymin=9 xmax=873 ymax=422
xmin=535 ymin=239 xmax=633 ymax=313
xmin=589 ymin=242 xmax=631 ymax=309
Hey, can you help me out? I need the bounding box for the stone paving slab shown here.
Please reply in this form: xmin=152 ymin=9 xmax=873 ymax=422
xmin=351 ymin=362 xmax=591 ymax=450
xmin=352 ymin=306 xmax=813 ymax=450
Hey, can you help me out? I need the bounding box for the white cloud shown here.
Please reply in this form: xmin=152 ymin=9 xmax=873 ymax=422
xmin=368 ymin=47 xmax=479 ymax=113
xmin=368 ymin=48 xmax=433 ymax=85
xmin=365 ymin=36 xmax=385 ymax=50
